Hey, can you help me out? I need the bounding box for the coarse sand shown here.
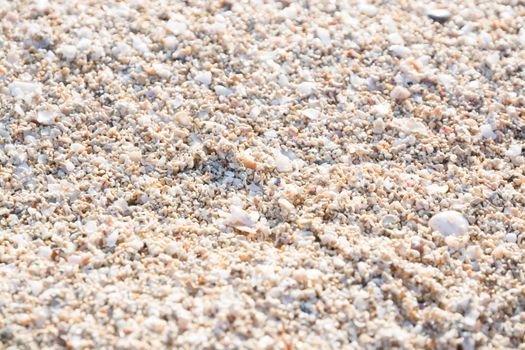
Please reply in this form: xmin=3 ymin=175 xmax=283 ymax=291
xmin=0 ymin=0 xmax=524 ymax=349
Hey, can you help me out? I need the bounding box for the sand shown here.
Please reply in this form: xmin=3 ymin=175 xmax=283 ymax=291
xmin=0 ymin=0 xmax=524 ymax=349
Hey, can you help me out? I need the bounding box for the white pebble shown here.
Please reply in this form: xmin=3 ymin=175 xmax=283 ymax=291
xmin=9 ymin=81 xmax=42 ymax=101
xmin=437 ymin=73 xmax=456 ymax=91
xmin=195 ymin=71 xmax=212 ymax=86
xmin=84 ymin=220 xmax=97 ymax=234
xmin=36 ymin=110 xmax=56 ymax=125
xmin=371 ymin=103 xmax=391 ymax=117
xmin=359 ymin=3 xmax=378 ymax=16
xmin=215 ymin=85 xmax=233 ymax=96
xmin=465 ymin=245 xmax=482 ymax=261
xmin=372 ymin=118 xmax=385 ymax=133
xmin=152 ymin=64 xmax=171 ymax=79
xmin=163 ymin=36 xmax=177 ymax=50
xmin=302 ymin=108 xmax=320 ymax=119
xmin=317 ymin=28 xmax=331 ymax=46
xmin=390 ymin=86 xmax=410 ymax=102
xmin=38 ymin=246 xmax=52 ymax=259
xmin=386 ymin=33 xmax=404 ymax=45
xmin=71 ymin=143 xmax=85 ymax=153
xmin=505 ymin=233 xmax=517 ymax=244
xmin=389 ymin=45 xmax=410 ymax=58
xmin=297 ymin=82 xmax=315 ymax=96
xmin=106 ymin=232 xmax=119 ymax=247
xmin=429 ymin=210 xmax=469 ymax=236
xmin=427 ymin=9 xmax=451 ymax=23
xmin=479 ymin=124 xmax=496 ymax=139
xmin=278 ymin=198 xmax=295 ymax=213
xmin=505 ymin=144 xmax=521 ymax=158
xmin=30 ymin=281 xmax=44 ymax=296
xmin=425 ymin=184 xmax=448 ymax=195
xmin=228 ymin=206 xmax=255 ymax=227
xmin=275 ymin=152 xmax=293 ymax=173
xmin=59 ymin=45 xmax=77 ymax=60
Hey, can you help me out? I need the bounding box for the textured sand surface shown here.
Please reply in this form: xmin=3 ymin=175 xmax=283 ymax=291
xmin=0 ymin=0 xmax=524 ymax=349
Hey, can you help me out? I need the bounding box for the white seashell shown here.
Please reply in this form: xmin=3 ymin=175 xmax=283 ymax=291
xmin=429 ymin=210 xmax=469 ymax=236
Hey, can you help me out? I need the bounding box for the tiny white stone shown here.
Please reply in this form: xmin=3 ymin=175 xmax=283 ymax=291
xmin=38 ymin=246 xmax=52 ymax=259
xmin=505 ymin=144 xmax=522 ymax=158
xmin=152 ymin=63 xmax=171 ymax=79
xmin=163 ymin=36 xmax=177 ymax=50
xmin=195 ymin=71 xmax=212 ymax=86
xmin=278 ymin=198 xmax=294 ymax=213
xmin=302 ymin=108 xmax=320 ymax=119
xmin=67 ymin=254 xmax=82 ymax=265
xmin=479 ymin=124 xmax=496 ymax=139
xmin=317 ymin=28 xmax=331 ymax=46
xmin=390 ymin=86 xmax=410 ymax=102
xmin=36 ymin=110 xmax=55 ymax=125
xmin=372 ymin=118 xmax=385 ymax=133
xmin=429 ymin=210 xmax=469 ymax=236
xmin=64 ymin=160 xmax=75 ymax=172
xmin=132 ymin=36 xmax=149 ymax=54
xmin=425 ymin=184 xmax=448 ymax=194
xmin=71 ymin=143 xmax=85 ymax=153
xmin=391 ymin=118 xmax=427 ymax=134
xmin=228 ymin=206 xmax=255 ymax=227
xmin=128 ymin=150 xmax=142 ymax=162
xmin=297 ymin=82 xmax=315 ymax=96
xmin=275 ymin=152 xmax=293 ymax=173
xmin=389 ymin=45 xmax=410 ymax=58
xmin=85 ymin=220 xmax=98 ymax=234
xmin=30 ymin=281 xmax=44 ymax=296
xmin=505 ymin=233 xmax=517 ymax=244
xmin=465 ymin=245 xmax=482 ymax=260
xmin=359 ymin=3 xmax=378 ymax=16
xmin=386 ymin=33 xmax=404 ymax=45
xmin=9 ymin=81 xmax=43 ymax=101
xmin=59 ymin=45 xmax=77 ymax=60
xmin=437 ymin=73 xmax=456 ymax=91
xmin=106 ymin=232 xmax=119 ymax=247
xmin=427 ymin=8 xmax=451 ymax=23
xmin=215 ymin=85 xmax=232 ymax=96
xmin=371 ymin=103 xmax=391 ymax=117
xmin=166 ymin=20 xmax=187 ymax=35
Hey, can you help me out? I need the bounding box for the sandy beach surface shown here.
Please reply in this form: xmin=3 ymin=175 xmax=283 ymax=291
xmin=0 ymin=0 xmax=524 ymax=349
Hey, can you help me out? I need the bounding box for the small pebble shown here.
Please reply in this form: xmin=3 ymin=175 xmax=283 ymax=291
xmin=429 ymin=210 xmax=469 ymax=236
xmin=479 ymin=124 xmax=496 ymax=139
xmin=390 ymin=86 xmax=411 ymax=102
xmin=36 ymin=110 xmax=55 ymax=125
xmin=195 ymin=71 xmax=212 ymax=86
xmin=427 ymin=8 xmax=452 ymax=24
xmin=215 ymin=85 xmax=232 ymax=96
